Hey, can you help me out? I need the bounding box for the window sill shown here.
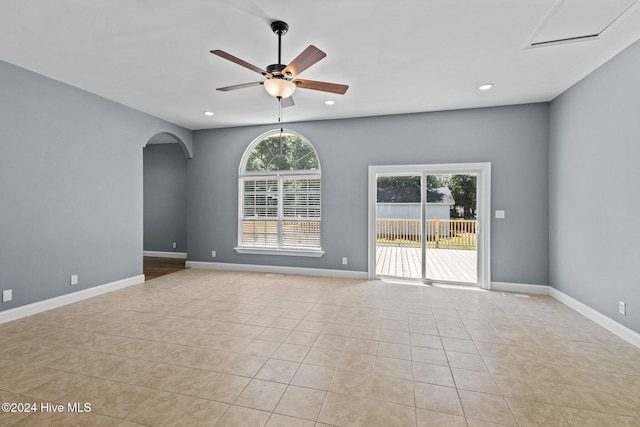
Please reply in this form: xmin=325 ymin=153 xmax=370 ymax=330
xmin=234 ymin=247 xmax=325 ymax=257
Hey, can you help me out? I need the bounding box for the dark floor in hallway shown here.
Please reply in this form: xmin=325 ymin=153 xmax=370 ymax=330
xmin=143 ymin=256 xmax=186 ymax=280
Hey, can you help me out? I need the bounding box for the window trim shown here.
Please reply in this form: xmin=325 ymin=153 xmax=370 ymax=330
xmin=235 ymin=129 xmax=324 ymax=257
xmin=234 ymin=247 xmax=325 ymax=257
xmin=238 ymin=129 xmax=321 ymax=175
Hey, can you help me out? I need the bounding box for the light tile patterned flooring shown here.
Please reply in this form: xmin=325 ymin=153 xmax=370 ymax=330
xmin=1 ymin=269 xmax=640 ymax=426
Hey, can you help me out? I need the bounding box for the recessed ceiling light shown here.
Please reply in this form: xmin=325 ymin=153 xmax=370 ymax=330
xmin=324 ymin=100 xmax=335 ymax=105
xmin=479 ymin=84 xmax=494 ymax=91
xmin=203 ymin=111 xmax=215 ymax=116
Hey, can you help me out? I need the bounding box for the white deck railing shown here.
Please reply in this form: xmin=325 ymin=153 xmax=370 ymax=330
xmin=376 ymin=218 xmax=477 ymax=249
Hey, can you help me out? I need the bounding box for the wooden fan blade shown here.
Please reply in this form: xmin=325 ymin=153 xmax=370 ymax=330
xmin=211 ymin=50 xmax=267 ymax=76
xmin=281 ymin=96 xmax=295 ymax=108
xmin=293 ymin=79 xmax=349 ymax=95
xmin=217 ymin=81 xmax=263 ymax=92
xmin=282 ymin=45 xmax=326 ymax=78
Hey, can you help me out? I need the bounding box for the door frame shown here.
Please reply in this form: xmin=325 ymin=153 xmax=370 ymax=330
xmin=368 ymin=162 xmax=491 ymax=289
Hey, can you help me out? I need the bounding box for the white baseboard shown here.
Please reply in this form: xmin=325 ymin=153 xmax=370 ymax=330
xmin=3 ymin=268 xmax=638 ymax=349
xmin=487 ymin=281 xmax=640 ymax=349
xmin=186 ymin=261 xmax=368 ymax=280
xmin=0 ymin=274 xmax=145 ymax=325
xmin=143 ymin=251 xmax=187 ymax=259
xmin=549 ymin=287 xmax=640 ymax=349
xmin=491 ymin=281 xmax=550 ymax=295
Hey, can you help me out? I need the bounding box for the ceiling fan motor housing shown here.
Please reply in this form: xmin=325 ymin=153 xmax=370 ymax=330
xmin=267 ymin=63 xmax=287 ymax=78
xmin=270 ymin=20 xmax=289 ymax=36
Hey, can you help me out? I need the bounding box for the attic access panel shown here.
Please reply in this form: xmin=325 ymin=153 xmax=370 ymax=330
xmin=527 ymin=0 xmax=638 ymax=48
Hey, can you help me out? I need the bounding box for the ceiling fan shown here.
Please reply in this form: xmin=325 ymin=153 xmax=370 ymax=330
xmin=211 ymin=20 xmax=349 ymax=107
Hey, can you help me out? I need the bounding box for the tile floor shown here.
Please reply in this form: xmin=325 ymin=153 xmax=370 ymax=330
xmin=1 ymin=269 xmax=640 ymax=426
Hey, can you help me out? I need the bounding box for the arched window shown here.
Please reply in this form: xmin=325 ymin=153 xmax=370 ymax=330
xmin=236 ymin=130 xmax=323 ymax=256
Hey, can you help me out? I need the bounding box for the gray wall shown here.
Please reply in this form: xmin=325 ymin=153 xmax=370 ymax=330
xmin=4 ymin=33 xmax=637 ymax=335
xmin=143 ymin=143 xmax=188 ymax=253
xmin=0 ymin=60 xmax=192 ymax=312
xmin=549 ymin=40 xmax=640 ymax=332
xmin=188 ymin=104 xmax=549 ymax=285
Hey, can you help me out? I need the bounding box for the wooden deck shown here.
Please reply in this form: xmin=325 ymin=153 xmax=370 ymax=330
xmin=376 ymin=246 xmax=477 ymax=283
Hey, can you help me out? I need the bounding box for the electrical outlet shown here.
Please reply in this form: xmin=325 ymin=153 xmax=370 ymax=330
xmin=172 ymin=242 xmax=177 ymax=249
xmin=211 ymin=251 xmax=216 ymax=258
xmin=342 ymin=257 xmax=348 ymax=265
xmin=2 ymin=289 xmax=12 ymax=302
xmin=619 ymin=301 xmax=626 ymax=315
xmin=70 ymin=274 xmax=78 ymax=286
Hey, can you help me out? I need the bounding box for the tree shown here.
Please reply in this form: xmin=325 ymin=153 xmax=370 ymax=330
xmin=449 ymin=174 xmax=477 ymax=219
xmin=376 ymin=176 xmax=420 ymax=189
xmin=246 ymin=134 xmax=318 ymax=172
xmin=376 ymin=175 xmax=450 ymax=190
xmin=427 ymin=174 xmax=450 ymax=189
xmin=377 ymin=176 xmax=420 ymax=202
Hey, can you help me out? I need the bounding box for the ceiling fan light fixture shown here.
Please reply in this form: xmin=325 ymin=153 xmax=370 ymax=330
xmin=264 ymin=78 xmax=296 ymax=99
xmin=212 ymin=20 xmax=348 ymax=101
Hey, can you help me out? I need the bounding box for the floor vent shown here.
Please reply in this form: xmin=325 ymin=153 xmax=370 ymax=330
xmin=502 ymin=292 xmax=530 ymax=298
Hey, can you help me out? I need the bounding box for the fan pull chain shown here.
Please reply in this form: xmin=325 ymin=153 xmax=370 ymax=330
xmin=277 ymin=97 xmax=283 ymax=146
xmin=278 ymin=97 xmax=284 ymax=134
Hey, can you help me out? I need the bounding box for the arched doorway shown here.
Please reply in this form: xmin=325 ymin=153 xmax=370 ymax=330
xmin=143 ymin=132 xmax=189 ymax=280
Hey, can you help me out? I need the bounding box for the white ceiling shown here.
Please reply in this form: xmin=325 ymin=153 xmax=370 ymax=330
xmin=1 ymin=0 xmax=639 ymax=130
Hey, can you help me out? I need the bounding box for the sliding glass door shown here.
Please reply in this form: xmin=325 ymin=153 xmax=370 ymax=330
xmin=370 ymin=163 xmax=490 ymax=287
xmin=375 ymin=173 xmax=423 ymax=280
xmin=422 ymin=173 xmax=477 ymax=283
